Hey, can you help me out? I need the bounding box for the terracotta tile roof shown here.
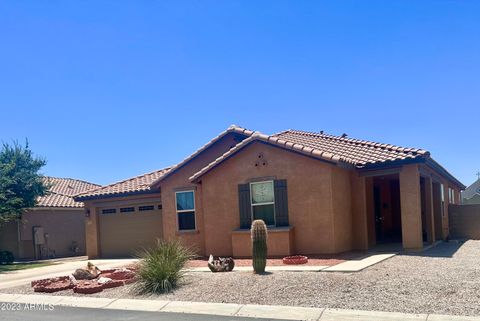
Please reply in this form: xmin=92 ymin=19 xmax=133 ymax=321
xmin=189 ymin=129 xmax=431 ymax=182
xmin=75 ymin=167 xmax=171 ymax=201
xmin=37 ymin=177 xmax=100 ymax=208
xmin=150 ymin=125 xmax=254 ymax=187
xmin=274 ymin=129 xmax=430 ymax=167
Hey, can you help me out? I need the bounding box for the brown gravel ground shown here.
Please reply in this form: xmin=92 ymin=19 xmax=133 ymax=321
xmin=5 ymin=240 xmax=480 ymax=316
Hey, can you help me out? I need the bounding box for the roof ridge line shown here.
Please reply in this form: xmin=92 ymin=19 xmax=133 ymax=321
xmin=282 ymin=129 xmax=429 ymax=155
xmin=44 ymin=176 xmax=101 ymax=187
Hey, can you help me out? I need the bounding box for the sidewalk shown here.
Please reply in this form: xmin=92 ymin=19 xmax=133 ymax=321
xmin=186 ymin=253 xmax=395 ymax=273
xmin=0 ymin=258 xmax=137 ymax=290
xmin=0 ymin=293 xmax=478 ymax=321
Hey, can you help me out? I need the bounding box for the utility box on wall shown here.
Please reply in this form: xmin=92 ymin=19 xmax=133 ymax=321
xmin=33 ymin=226 xmax=45 ymax=245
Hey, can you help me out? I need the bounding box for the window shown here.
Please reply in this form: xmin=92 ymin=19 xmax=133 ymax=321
xmin=139 ymin=205 xmax=154 ymax=211
xmin=448 ymin=188 xmax=453 ymax=204
xmin=440 ymin=184 xmax=445 ymax=216
xmin=120 ymin=207 xmax=135 ymax=213
xmin=101 ymin=208 xmax=116 ymax=214
xmin=175 ymin=191 xmax=196 ymax=230
xmin=250 ymin=181 xmax=275 ymax=226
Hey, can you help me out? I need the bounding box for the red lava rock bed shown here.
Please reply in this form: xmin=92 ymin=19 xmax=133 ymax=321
xmin=186 ymin=252 xmax=361 ymax=268
xmin=31 ymin=266 xmax=138 ymax=295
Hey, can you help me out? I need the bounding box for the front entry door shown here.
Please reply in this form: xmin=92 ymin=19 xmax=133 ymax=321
xmin=374 ymin=186 xmax=384 ymax=242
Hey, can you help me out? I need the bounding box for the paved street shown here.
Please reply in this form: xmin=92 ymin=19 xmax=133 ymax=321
xmin=0 ymin=304 xmax=281 ymax=321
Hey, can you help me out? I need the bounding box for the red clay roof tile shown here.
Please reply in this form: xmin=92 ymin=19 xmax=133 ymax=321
xmin=37 ymin=177 xmax=100 ymax=208
xmin=74 ymin=167 xmax=171 ymax=201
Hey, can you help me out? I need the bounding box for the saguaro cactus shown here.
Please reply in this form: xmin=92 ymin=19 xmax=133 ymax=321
xmin=251 ymin=219 xmax=268 ymax=273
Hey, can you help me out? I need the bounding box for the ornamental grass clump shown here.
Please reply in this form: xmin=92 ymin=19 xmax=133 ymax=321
xmin=136 ymin=240 xmax=195 ymax=294
xmin=251 ymin=219 xmax=268 ymax=273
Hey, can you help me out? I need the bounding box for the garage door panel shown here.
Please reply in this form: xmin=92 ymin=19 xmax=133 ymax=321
xmin=99 ymin=209 xmax=162 ymax=257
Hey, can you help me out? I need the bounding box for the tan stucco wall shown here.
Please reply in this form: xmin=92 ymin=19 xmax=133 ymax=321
xmin=418 ymin=164 xmax=463 ymax=240
xmin=331 ymin=167 xmax=352 ymax=253
xmin=231 ymin=227 xmax=294 ymax=257
xmin=399 ymin=164 xmax=423 ymax=250
xmin=12 ymin=209 xmax=86 ymax=259
xmin=159 ymin=132 xmax=247 ymax=256
xmin=197 ymin=141 xmax=342 ymax=256
xmin=350 ymin=174 xmax=369 ymax=250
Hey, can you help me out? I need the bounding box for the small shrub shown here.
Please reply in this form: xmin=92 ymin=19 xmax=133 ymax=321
xmin=136 ymin=240 xmax=195 ymax=294
xmin=0 ymin=251 xmax=14 ymax=264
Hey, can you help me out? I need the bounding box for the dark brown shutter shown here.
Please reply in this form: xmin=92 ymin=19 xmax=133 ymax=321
xmin=238 ymin=184 xmax=252 ymax=229
xmin=274 ymin=179 xmax=289 ymax=226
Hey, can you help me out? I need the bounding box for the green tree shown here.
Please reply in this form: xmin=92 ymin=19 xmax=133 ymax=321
xmin=0 ymin=141 xmax=49 ymax=225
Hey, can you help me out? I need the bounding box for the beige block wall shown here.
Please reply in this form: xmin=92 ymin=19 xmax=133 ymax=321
xmin=198 ymin=141 xmax=340 ymax=256
xmin=16 ymin=209 xmax=86 ymax=259
xmin=0 ymin=221 xmax=20 ymax=259
xmin=449 ymin=204 xmax=480 ymax=239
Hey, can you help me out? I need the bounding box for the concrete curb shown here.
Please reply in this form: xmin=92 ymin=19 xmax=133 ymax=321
xmin=1 ymin=293 xmax=479 ymax=320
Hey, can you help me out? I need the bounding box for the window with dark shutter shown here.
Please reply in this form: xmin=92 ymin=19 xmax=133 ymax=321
xmin=238 ymin=184 xmax=252 ymax=228
xmin=274 ymin=179 xmax=289 ymax=226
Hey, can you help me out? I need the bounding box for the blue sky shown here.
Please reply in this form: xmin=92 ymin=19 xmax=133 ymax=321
xmin=0 ymin=1 xmax=479 ymax=186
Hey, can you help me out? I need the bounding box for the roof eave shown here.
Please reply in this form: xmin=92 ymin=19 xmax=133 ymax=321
xmin=74 ymin=189 xmax=160 ymax=202
xmin=424 ymin=158 xmax=466 ymax=190
xmin=30 ymin=206 xmax=85 ymax=211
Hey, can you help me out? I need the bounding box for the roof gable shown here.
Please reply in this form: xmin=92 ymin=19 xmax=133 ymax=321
xmin=149 ymin=125 xmax=254 ymax=188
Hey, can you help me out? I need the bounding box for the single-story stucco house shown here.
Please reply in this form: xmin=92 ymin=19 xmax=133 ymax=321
xmin=75 ymin=125 xmax=465 ymax=258
xmin=0 ymin=177 xmax=99 ymax=260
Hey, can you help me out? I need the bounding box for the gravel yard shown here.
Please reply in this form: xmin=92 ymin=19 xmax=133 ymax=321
xmin=5 ymin=240 xmax=480 ymax=316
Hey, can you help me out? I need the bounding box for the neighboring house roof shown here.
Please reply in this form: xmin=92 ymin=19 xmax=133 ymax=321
xmin=149 ymin=125 xmax=254 ymax=188
xmin=37 ymin=177 xmax=100 ymax=208
xmin=462 ymin=179 xmax=480 ymax=200
xmin=189 ymin=129 xmax=463 ymax=189
xmin=74 ymin=167 xmax=171 ymax=201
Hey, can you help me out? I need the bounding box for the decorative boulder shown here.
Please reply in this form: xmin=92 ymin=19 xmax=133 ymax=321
xmin=72 ymin=262 xmax=101 ymax=280
xmin=207 ymin=254 xmax=235 ymax=272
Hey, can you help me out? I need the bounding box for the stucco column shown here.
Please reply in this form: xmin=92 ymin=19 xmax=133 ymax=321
xmin=424 ymin=176 xmax=435 ymax=244
xmin=365 ymin=177 xmax=375 ymax=247
xmin=350 ymin=174 xmax=369 ymax=250
xmin=399 ymin=164 xmax=423 ymax=250
xmin=85 ymin=206 xmax=100 ymax=258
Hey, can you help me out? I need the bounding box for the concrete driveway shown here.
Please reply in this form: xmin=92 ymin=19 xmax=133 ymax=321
xmin=0 ymin=258 xmax=137 ymax=290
